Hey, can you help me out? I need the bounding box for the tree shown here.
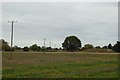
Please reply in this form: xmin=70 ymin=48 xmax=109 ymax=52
xmin=30 ymin=44 xmax=41 ymax=51
xmin=95 ymin=46 xmax=101 ymax=49
xmin=46 ymin=47 xmax=52 ymax=51
xmin=23 ymin=46 xmax=29 ymax=51
xmin=41 ymin=46 xmax=46 ymax=51
xmin=84 ymin=44 xmax=94 ymax=49
xmin=108 ymin=43 xmax=112 ymax=49
xmin=62 ymin=36 xmax=82 ymax=52
xmin=0 ymin=39 xmax=2 ymax=51
xmin=112 ymin=41 xmax=120 ymax=52
xmin=0 ymin=39 xmax=10 ymax=51
xmin=14 ymin=45 xmax=21 ymax=51
xmin=38 ymin=46 xmax=41 ymax=51
xmin=59 ymin=47 xmax=62 ymax=50
xmin=102 ymin=46 xmax=107 ymax=49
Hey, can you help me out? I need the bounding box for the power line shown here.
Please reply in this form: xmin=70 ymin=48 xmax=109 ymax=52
xmin=8 ymin=20 xmax=17 ymax=59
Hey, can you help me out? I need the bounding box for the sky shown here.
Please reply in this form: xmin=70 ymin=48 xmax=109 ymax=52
xmin=1 ymin=0 xmax=119 ymax=2
xmin=2 ymin=2 xmax=118 ymax=48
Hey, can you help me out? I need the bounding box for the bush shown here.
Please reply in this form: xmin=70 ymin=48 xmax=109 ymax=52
xmin=23 ymin=46 xmax=29 ymax=51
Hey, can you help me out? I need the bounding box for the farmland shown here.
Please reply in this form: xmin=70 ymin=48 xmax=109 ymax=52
xmin=2 ymin=52 xmax=118 ymax=78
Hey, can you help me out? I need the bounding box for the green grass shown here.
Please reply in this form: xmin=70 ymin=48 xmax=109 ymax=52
xmin=2 ymin=52 xmax=118 ymax=78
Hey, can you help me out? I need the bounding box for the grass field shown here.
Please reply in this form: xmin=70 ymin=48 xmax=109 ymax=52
xmin=2 ymin=52 xmax=118 ymax=78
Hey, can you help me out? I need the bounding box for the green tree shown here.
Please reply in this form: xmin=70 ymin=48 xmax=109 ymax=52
xmin=14 ymin=45 xmax=21 ymax=51
xmin=41 ymin=46 xmax=47 ymax=51
xmin=112 ymin=41 xmax=120 ymax=52
xmin=102 ymin=46 xmax=107 ymax=49
xmin=46 ymin=47 xmax=52 ymax=51
xmin=0 ymin=39 xmax=2 ymax=51
xmin=62 ymin=36 xmax=82 ymax=52
xmin=23 ymin=46 xmax=29 ymax=51
xmin=84 ymin=44 xmax=94 ymax=49
xmin=95 ymin=46 xmax=101 ymax=49
xmin=30 ymin=44 xmax=41 ymax=51
xmin=108 ymin=43 xmax=112 ymax=49
xmin=0 ymin=39 xmax=10 ymax=51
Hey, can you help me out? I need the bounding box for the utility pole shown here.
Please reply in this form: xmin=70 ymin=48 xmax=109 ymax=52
xmin=49 ymin=41 xmax=51 ymax=47
xmin=8 ymin=20 xmax=17 ymax=59
xmin=44 ymin=38 xmax=46 ymax=52
xmin=44 ymin=38 xmax=46 ymax=47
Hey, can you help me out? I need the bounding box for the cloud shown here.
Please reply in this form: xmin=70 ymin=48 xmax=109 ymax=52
xmin=2 ymin=2 xmax=118 ymax=47
xmin=2 ymin=0 xmax=119 ymax=2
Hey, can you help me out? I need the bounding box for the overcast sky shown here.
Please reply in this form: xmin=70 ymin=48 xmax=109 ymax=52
xmin=2 ymin=2 xmax=118 ymax=48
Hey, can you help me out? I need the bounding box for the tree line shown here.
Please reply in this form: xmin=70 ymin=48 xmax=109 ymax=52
xmin=62 ymin=36 xmax=120 ymax=52
xmin=0 ymin=39 xmax=59 ymax=52
xmin=0 ymin=36 xmax=120 ymax=52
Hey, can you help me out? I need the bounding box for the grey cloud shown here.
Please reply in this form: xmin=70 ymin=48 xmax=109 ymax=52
xmin=2 ymin=2 xmax=118 ymax=47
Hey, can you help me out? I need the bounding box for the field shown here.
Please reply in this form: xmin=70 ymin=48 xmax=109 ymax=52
xmin=2 ymin=52 xmax=118 ymax=78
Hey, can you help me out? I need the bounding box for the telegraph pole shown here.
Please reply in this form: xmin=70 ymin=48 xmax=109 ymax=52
xmin=44 ymin=38 xmax=46 ymax=47
xmin=44 ymin=38 xmax=46 ymax=52
xmin=49 ymin=41 xmax=51 ymax=47
xmin=8 ymin=20 xmax=17 ymax=59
